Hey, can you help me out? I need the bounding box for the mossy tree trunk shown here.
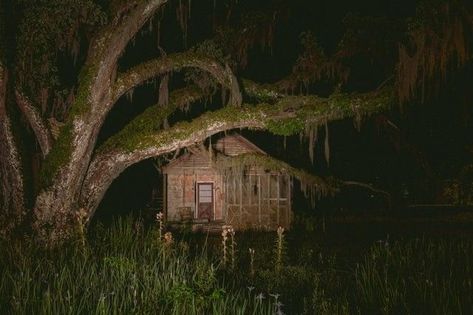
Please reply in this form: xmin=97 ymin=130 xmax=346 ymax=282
xmin=0 ymin=0 xmax=394 ymax=246
xmin=31 ymin=0 xmax=172 ymax=243
xmin=29 ymin=0 xmax=243 ymax=244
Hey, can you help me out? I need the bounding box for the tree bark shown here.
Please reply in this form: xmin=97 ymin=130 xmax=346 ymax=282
xmin=112 ymin=52 xmax=239 ymax=107
xmin=32 ymin=0 xmax=169 ymax=244
xmin=0 ymin=65 xmax=25 ymax=237
xmin=15 ymin=90 xmax=52 ymax=157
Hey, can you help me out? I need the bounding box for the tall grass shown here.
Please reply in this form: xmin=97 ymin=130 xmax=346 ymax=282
xmin=355 ymin=238 xmax=473 ymax=314
xmin=211 ymin=229 xmax=473 ymax=314
xmin=0 ymin=217 xmax=272 ymax=314
xmin=1 ymin=216 xmax=473 ymax=314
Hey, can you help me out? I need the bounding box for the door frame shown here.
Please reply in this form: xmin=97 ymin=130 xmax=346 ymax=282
xmin=196 ymin=182 xmax=215 ymax=220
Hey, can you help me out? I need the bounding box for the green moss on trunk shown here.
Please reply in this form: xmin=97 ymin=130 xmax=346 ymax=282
xmin=71 ymin=64 xmax=97 ymax=117
xmin=100 ymin=86 xmax=204 ymax=152
xmin=39 ymin=122 xmax=73 ymax=188
xmin=39 ymin=63 xmax=99 ymax=188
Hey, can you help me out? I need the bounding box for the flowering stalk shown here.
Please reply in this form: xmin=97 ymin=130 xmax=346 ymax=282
xmin=249 ymin=248 xmax=255 ymax=277
xmin=275 ymin=226 xmax=285 ymax=272
xmin=155 ymin=211 xmax=164 ymax=241
xmin=221 ymin=225 xmax=236 ymax=268
xmin=161 ymin=231 xmax=173 ymax=262
xmin=164 ymin=231 xmax=173 ymax=247
xmin=221 ymin=225 xmax=229 ymax=267
xmin=229 ymin=227 xmax=236 ymax=270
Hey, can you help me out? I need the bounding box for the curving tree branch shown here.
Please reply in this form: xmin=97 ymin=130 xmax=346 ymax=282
xmin=80 ymin=87 xmax=394 ymax=217
xmin=102 ymin=85 xmax=207 ymax=153
xmin=88 ymin=0 xmax=168 ymax=103
xmin=33 ymin=0 xmax=241 ymax=245
xmin=15 ymin=90 xmax=52 ymax=157
xmin=112 ymin=52 xmax=240 ymax=107
xmin=81 ymin=86 xmax=207 ymax=213
xmin=241 ymin=79 xmax=286 ymax=102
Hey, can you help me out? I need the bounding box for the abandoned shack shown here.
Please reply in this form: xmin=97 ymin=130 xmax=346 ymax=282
xmin=162 ymin=134 xmax=292 ymax=232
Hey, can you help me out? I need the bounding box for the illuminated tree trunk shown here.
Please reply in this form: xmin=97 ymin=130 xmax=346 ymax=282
xmin=32 ymin=0 xmax=171 ymax=243
xmin=0 ymin=65 xmax=25 ymax=236
xmin=29 ymin=0 xmax=243 ymax=244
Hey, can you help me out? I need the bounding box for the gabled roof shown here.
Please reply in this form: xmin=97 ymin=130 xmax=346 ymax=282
xmin=214 ymin=134 xmax=266 ymax=156
xmin=161 ymin=149 xmax=211 ymax=172
xmin=162 ymin=134 xmax=266 ymax=172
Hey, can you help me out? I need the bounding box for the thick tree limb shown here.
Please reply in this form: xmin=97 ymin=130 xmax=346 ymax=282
xmin=112 ymin=52 xmax=239 ymax=107
xmin=241 ymin=79 xmax=286 ymax=102
xmin=80 ymin=86 xmax=206 ymax=213
xmin=0 ymin=66 xmax=25 ymax=236
xmin=38 ymin=0 xmax=232 ymax=209
xmin=88 ymin=0 xmax=168 ymax=101
xmin=81 ymin=0 xmax=168 ymax=114
xmin=101 ymin=85 xmax=206 ymax=153
xmin=15 ymin=90 xmax=52 ymax=157
xmin=80 ymin=87 xmax=394 ymax=217
xmin=42 ymin=51 xmax=238 ymax=213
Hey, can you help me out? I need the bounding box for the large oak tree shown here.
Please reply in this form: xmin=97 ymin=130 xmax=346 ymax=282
xmin=0 ymin=0 xmax=471 ymax=244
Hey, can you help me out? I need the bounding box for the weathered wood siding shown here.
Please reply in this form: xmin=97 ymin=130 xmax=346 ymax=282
xmin=162 ymin=134 xmax=292 ymax=230
xmin=165 ymin=168 xmax=224 ymax=221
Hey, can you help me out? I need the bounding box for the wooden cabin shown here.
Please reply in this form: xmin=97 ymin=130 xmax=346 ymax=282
xmin=162 ymin=134 xmax=292 ymax=232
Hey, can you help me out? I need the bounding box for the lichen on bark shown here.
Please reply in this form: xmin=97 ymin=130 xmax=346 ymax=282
xmin=100 ymin=86 xmax=205 ymax=152
xmin=39 ymin=63 xmax=99 ymax=188
xmin=39 ymin=122 xmax=73 ymax=188
xmin=103 ymin=86 xmax=394 ymax=155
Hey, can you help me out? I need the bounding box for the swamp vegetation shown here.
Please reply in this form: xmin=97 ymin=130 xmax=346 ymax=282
xmin=1 ymin=214 xmax=473 ymax=314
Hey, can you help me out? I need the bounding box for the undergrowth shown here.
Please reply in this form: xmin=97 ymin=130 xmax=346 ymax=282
xmin=0 ymin=217 xmax=272 ymax=314
xmin=1 ymin=216 xmax=472 ymax=314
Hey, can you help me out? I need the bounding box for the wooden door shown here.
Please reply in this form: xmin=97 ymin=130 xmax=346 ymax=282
xmin=197 ymin=183 xmax=213 ymax=220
